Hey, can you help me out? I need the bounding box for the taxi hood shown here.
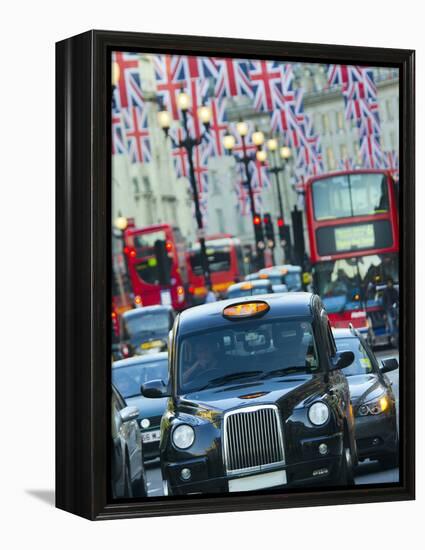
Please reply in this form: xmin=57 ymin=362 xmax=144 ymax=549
xmin=178 ymin=375 xmax=322 ymax=415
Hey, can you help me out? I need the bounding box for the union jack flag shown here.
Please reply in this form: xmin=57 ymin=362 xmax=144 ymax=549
xmin=112 ymin=111 xmax=126 ymax=155
xmin=122 ymin=106 xmax=151 ymax=164
xmin=270 ymin=65 xmax=296 ymax=133
xmin=250 ymin=158 xmax=270 ymax=191
xmin=357 ymin=101 xmax=381 ymax=137
xmin=360 ymin=134 xmax=384 ymax=169
xmin=337 ymin=157 xmax=355 ymax=171
xmin=214 ymin=57 xmax=253 ymax=99
xmin=235 ymin=178 xmax=262 ymax=216
xmin=153 ymin=54 xmax=188 ymax=120
xmin=184 ymin=78 xmax=211 ymax=140
xmin=185 ymin=56 xmax=219 ymax=81
xmin=327 ymin=64 xmax=363 ymax=94
xmin=208 ymin=98 xmax=228 ymax=156
xmin=112 ymin=52 xmax=144 ymax=109
xmin=249 ymin=60 xmax=283 ymax=112
xmin=171 ymin=128 xmax=189 ymax=178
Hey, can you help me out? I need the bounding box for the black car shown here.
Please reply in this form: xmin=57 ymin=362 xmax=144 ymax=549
xmin=111 ymin=385 xmax=147 ymax=498
xmin=142 ymin=293 xmax=357 ymax=495
xmin=112 ymin=353 xmax=169 ymax=460
xmin=120 ymin=305 xmax=175 ymax=358
xmin=333 ymin=327 xmax=399 ymax=468
xmin=225 ymin=280 xmax=273 ymax=299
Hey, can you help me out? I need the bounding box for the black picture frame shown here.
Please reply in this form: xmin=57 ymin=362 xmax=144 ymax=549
xmin=56 ymin=29 xmax=415 ymax=520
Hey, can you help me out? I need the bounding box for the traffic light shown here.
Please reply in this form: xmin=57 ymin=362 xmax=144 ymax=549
xmin=277 ymin=216 xmax=292 ymax=258
xmin=253 ymin=214 xmax=264 ymax=248
xmin=263 ymin=213 xmax=275 ymax=248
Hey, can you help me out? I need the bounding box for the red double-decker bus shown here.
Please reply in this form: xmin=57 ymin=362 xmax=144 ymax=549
xmin=304 ymin=169 xmax=399 ymax=342
xmin=123 ymin=222 xmax=189 ymax=311
xmin=186 ymin=234 xmax=248 ymax=302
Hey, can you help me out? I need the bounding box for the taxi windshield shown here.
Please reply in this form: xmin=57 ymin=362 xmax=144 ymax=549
xmin=178 ymin=319 xmax=319 ymax=393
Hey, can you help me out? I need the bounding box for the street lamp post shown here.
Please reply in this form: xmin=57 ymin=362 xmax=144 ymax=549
xmin=266 ymin=139 xmax=293 ymax=262
xmin=223 ymin=122 xmax=266 ymax=270
xmin=158 ymin=91 xmax=213 ymax=290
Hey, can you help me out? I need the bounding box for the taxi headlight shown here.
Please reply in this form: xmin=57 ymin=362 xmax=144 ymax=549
xmin=308 ymin=402 xmax=330 ymax=426
xmin=172 ymin=424 xmax=195 ymax=449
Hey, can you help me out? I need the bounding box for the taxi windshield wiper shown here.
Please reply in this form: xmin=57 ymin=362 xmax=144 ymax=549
xmin=261 ymin=366 xmax=309 ymax=379
xmin=201 ymin=370 xmax=263 ymax=389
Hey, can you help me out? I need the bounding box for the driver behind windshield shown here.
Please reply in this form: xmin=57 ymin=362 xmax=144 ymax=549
xmin=182 ymin=338 xmax=221 ymax=385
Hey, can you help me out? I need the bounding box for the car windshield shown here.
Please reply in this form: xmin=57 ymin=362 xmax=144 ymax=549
xmin=124 ymin=311 xmax=169 ymax=340
xmin=284 ymin=272 xmax=302 ymax=290
xmin=226 ymin=284 xmax=271 ymax=299
xmin=335 ymin=337 xmax=375 ymax=376
xmin=112 ymin=359 xmax=169 ymax=398
xmin=313 ymin=254 xmax=398 ymax=313
xmin=178 ymin=319 xmax=319 ymax=393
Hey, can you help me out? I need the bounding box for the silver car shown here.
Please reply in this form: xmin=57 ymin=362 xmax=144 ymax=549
xmin=111 ymin=385 xmax=147 ymax=498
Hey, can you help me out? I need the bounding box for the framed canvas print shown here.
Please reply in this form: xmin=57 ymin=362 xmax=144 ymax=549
xmin=56 ymin=30 xmax=415 ymax=520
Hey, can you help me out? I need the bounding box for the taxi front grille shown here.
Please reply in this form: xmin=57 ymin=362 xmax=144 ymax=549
xmin=223 ymin=405 xmax=285 ymax=474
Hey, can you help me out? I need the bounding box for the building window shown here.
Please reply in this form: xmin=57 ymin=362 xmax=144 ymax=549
xmin=386 ymin=99 xmax=394 ymax=121
xmin=322 ymin=113 xmax=330 ymax=134
xmin=142 ymin=176 xmax=151 ymax=194
xmin=354 ymin=143 xmax=362 ymax=166
xmin=326 ymin=147 xmax=335 ymax=170
xmin=215 ymin=208 xmax=225 ymax=233
xmin=337 ymin=111 xmax=345 ymax=132
xmin=132 ymin=177 xmax=140 ymax=194
xmin=339 ymin=144 xmax=348 ymax=160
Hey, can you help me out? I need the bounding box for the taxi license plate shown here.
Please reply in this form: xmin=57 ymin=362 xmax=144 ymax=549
xmin=142 ymin=430 xmax=161 ymax=444
xmin=228 ymin=470 xmax=287 ymax=492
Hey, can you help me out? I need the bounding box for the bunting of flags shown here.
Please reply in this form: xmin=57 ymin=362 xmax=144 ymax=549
xmin=327 ymin=65 xmax=388 ymax=170
xmin=112 ymin=50 xmax=398 ymax=223
xmin=112 ymin=52 xmax=151 ymax=165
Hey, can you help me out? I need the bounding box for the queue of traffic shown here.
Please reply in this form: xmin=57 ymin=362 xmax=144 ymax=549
xmin=111 ymin=285 xmax=399 ymax=498
xmin=111 ymin=169 xmax=400 ymax=497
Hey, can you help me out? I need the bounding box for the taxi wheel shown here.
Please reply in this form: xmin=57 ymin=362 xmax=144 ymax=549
xmin=338 ymin=440 xmax=355 ymax=486
xmin=123 ymin=463 xmax=133 ymax=498
xmin=133 ymin=466 xmax=147 ymax=498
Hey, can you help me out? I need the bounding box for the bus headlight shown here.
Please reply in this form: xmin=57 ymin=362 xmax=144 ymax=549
xmin=308 ymin=402 xmax=330 ymax=426
xmin=172 ymin=424 xmax=195 ymax=449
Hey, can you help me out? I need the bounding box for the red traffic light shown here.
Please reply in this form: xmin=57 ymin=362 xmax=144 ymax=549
xmin=263 ymin=215 xmax=271 ymax=224
xmin=253 ymin=214 xmax=261 ymax=225
xmin=277 ymin=217 xmax=284 ymax=227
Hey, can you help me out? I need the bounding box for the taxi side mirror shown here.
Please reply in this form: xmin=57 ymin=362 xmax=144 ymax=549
xmin=380 ymin=357 xmax=399 ymax=373
xmin=331 ymin=350 xmax=355 ymax=370
xmin=141 ymin=379 xmax=170 ymax=398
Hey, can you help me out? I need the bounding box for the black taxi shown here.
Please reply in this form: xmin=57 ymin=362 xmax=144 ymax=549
xmin=142 ymin=293 xmax=357 ymax=495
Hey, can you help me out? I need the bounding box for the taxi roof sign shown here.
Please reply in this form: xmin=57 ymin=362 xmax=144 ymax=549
xmin=223 ymin=301 xmax=270 ymax=319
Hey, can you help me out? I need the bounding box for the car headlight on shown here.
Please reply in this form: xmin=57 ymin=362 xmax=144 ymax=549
xmin=357 ymin=395 xmax=389 ymax=416
xmin=308 ymin=402 xmax=330 ymax=426
xmin=172 ymin=424 xmax=195 ymax=449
